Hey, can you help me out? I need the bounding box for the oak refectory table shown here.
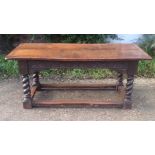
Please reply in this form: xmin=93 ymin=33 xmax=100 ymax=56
xmin=6 ymin=43 xmax=152 ymax=109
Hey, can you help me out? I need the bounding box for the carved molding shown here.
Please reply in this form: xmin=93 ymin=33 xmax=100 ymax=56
xmin=28 ymin=61 xmax=129 ymax=73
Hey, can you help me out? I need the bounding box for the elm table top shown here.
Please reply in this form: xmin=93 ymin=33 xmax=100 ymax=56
xmin=6 ymin=43 xmax=152 ymax=61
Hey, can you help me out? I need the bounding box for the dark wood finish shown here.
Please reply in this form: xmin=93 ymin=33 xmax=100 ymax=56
xmin=31 ymin=86 xmax=38 ymax=99
xmin=124 ymin=74 xmax=135 ymax=109
xmin=6 ymin=43 xmax=151 ymax=61
xmin=28 ymin=60 xmax=129 ymax=74
xmin=116 ymin=71 xmax=124 ymax=91
xmin=40 ymin=83 xmax=117 ymax=90
xmin=22 ymin=74 xmax=32 ymax=109
xmin=5 ymin=43 xmax=152 ymax=109
xmin=32 ymin=83 xmax=124 ymax=108
xmin=18 ymin=60 xmax=29 ymax=74
xmin=32 ymin=99 xmax=123 ymax=108
xmin=32 ymin=72 xmax=40 ymax=87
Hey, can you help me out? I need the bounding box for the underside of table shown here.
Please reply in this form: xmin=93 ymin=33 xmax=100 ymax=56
xmin=19 ymin=60 xmax=138 ymax=109
xmin=31 ymin=83 xmax=124 ymax=108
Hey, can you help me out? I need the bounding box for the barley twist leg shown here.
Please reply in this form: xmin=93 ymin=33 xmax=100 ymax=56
xmin=124 ymin=74 xmax=134 ymax=109
xmin=22 ymin=74 xmax=32 ymax=109
xmin=116 ymin=71 xmax=123 ymax=91
xmin=32 ymin=72 xmax=40 ymax=86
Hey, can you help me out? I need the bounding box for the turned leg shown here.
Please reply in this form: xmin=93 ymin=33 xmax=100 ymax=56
xmin=116 ymin=71 xmax=123 ymax=91
xmin=22 ymin=74 xmax=32 ymax=109
xmin=124 ymin=74 xmax=134 ymax=109
xmin=32 ymin=72 xmax=40 ymax=87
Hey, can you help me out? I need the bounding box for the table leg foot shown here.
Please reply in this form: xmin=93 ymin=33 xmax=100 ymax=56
xmin=22 ymin=74 xmax=32 ymax=109
xmin=123 ymin=74 xmax=134 ymax=109
xmin=123 ymin=99 xmax=132 ymax=109
xmin=23 ymin=98 xmax=32 ymax=109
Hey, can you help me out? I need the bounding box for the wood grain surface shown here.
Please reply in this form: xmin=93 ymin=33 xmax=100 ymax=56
xmin=6 ymin=43 xmax=152 ymax=61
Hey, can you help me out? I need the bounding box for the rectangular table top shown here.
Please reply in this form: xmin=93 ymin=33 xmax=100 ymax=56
xmin=6 ymin=43 xmax=152 ymax=61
